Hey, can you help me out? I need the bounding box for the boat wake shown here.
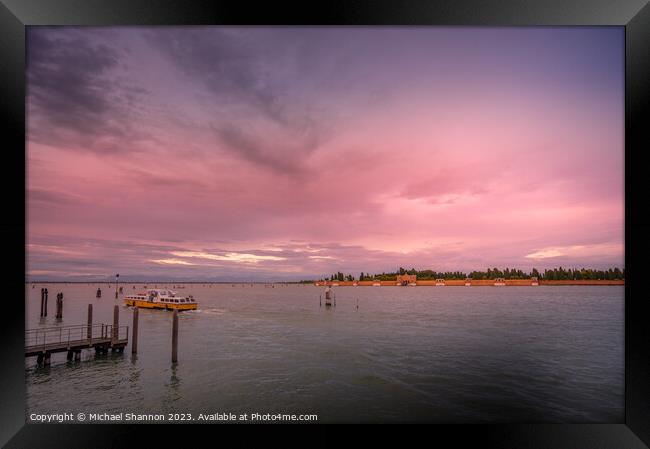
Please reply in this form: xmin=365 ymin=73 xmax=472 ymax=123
xmin=193 ymin=308 xmax=228 ymax=316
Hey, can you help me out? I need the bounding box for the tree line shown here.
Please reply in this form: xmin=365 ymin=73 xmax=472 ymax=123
xmin=321 ymin=266 xmax=624 ymax=281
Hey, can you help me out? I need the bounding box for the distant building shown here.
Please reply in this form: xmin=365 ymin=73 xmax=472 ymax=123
xmin=396 ymin=274 xmax=416 ymax=285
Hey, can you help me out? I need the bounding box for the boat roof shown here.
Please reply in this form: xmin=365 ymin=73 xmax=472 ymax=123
xmin=139 ymin=288 xmax=179 ymax=295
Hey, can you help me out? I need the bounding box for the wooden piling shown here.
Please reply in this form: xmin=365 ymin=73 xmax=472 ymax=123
xmin=43 ymin=288 xmax=48 ymax=317
xmin=171 ymin=309 xmax=178 ymax=363
xmin=112 ymin=305 xmax=119 ymax=343
xmin=40 ymin=288 xmax=44 ymax=317
xmin=132 ymin=307 xmax=139 ymax=354
xmin=87 ymin=304 xmax=93 ymax=339
xmin=55 ymin=293 xmax=63 ymax=319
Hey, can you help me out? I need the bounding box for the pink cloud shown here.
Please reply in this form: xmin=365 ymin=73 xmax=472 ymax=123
xmin=26 ymin=27 xmax=624 ymax=280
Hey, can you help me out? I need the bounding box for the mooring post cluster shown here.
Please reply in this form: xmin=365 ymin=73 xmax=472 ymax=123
xmin=127 ymin=304 xmax=174 ymax=362
xmin=40 ymin=288 xmax=48 ymax=317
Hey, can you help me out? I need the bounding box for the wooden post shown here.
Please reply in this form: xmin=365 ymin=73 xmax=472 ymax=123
xmin=171 ymin=309 xmax=178 ymax=363
xmin=44 ymin=288 xmax=48 ymax=317
xmin=40 ymin=288 xmax=44 ymax=317
xmin=131 ymin=307 xmax=139 ymax=354
xmin=87 ymin=304 xmax=93 ymax=340
xmin=55 ymin=293 xmax=63 ymax=319
xmin=112 ymin=305 xmax=119 ymax=343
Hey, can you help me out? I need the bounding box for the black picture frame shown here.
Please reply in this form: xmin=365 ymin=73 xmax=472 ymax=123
xmin=1 ymin=0 xmax=648 ymax=447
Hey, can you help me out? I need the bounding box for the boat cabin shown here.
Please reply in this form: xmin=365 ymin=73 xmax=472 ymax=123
xmin=124 ymin=289 xmax=197 ymax=310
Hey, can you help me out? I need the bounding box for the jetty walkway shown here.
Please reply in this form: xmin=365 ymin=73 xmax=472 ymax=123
xmin=26 ymin=323 xmax=129 ymax=364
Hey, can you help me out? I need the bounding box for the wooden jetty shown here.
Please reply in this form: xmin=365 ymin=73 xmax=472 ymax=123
xmin=26 ymin=304 xmax=181 ymax=366
xmin=25 ymin=323 xmax=129 ymax=364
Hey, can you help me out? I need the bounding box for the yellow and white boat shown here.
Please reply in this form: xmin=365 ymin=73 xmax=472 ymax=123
xmin=124 ymin=289 xmax=197 ymax=311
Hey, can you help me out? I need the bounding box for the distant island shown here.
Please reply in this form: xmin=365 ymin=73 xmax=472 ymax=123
xmin=311 ymin=266 xmax=625 ymax=283
xmin=25 ymin=266 xmax=624 ymax=285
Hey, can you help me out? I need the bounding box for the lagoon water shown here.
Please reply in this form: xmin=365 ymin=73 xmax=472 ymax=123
xmin=25 ymin=283 xmax=623 ymax=423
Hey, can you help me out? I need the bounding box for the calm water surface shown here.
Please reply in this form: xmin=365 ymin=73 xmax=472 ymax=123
xmin=25 ymin=283 xmax=623 ymax=423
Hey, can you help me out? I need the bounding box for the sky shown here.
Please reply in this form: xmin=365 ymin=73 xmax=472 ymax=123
xmin=26 ymin=26 xmax=624 ymax=281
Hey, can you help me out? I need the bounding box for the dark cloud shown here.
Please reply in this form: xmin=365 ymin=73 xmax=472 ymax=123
xmin=145 ymin=28 xmax=331 ymax=174
xmin=213 ymin=122 xmax=322 ymax=175
xmin=27 ymin=28 xmax=152 ymax=154
xmin=146 ymin=28 xmax=288 ymax=124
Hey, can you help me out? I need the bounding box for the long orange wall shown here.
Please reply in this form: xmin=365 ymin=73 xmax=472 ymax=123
xmin=314 ymin=280 xmax=623 ymax=286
